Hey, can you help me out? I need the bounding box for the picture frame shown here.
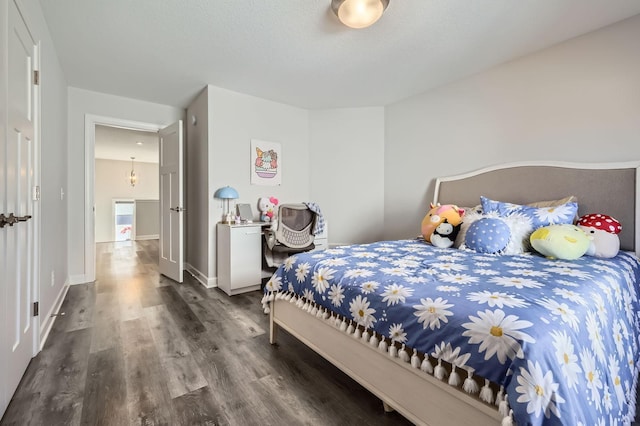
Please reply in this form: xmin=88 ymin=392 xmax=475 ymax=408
xmin=251 ymin=139 xmax=281 ymax=186
xmin=236 ymin=203 xmax=253 ymax=222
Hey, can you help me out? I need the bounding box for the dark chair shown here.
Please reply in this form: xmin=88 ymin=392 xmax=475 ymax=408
xmin=263 ymin=203 xmax=317 ymax=268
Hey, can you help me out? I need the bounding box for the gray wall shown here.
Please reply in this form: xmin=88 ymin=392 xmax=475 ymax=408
xmin=383 ymin=14 xmax=640 ymax=241
xmin=135 ymin=200 xmax=159 ymax=239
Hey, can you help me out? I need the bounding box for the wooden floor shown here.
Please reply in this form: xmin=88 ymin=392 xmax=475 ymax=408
xmin=1 ymin=240 xmax=413 ymax=426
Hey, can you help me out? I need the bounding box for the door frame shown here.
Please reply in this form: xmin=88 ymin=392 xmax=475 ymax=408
xmin=84 ymin=114 xmax=161 ymax=283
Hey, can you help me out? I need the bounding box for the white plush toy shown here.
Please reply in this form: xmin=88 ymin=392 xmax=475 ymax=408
xmin=257 ymin=196 xmax=279 ymax=229
xmin=576 ymin=213 xmax=622 ymax=258
xmin=430 ymin=219 xmax=461 ymax=249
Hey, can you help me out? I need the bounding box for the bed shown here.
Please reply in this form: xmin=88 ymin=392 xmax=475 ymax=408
xmin=262 ymin=161 xmax=640 ymax=425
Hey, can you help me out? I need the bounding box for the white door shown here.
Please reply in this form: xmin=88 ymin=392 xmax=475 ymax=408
xmin=158 ymin=121 xmax=184 ymax=283
xmin=1 ymin=0 xmax=37 ymax=417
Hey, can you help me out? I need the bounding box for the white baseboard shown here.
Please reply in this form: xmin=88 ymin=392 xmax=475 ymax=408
xmin=135 ymin=234 xmax=159 ymax=241
xmin=184 ymin=263 xmax=217 ymax=289
xmin=39 ymin=280 xmax=70 ymax=351
xmin=68 ymin=274 xmax=90 ymax=285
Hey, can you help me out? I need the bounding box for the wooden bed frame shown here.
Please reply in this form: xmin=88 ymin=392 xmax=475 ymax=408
xmin=268 ymin=161 xmax=640 ymax=425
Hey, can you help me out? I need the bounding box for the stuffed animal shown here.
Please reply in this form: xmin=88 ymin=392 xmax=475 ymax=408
xmin=257 ymin=196 xmax=279 ymax=223
xmin=530 ymin=224 xmax=590 ymax=260
xmin=576 ymin=213 xmax=622 ymax=258
xmin=421 ymin=203 xmax=465 ymax=244
xmin=430 ymin=219 xmax=461 ymax=249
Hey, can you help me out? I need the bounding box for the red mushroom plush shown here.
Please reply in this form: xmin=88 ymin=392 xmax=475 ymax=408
xmin=576 ymin=213 xmax=622 ymax=258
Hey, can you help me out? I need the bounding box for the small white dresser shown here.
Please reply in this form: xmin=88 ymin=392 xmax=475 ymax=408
xmin=216 ymin=223 xmax=263 ymax=296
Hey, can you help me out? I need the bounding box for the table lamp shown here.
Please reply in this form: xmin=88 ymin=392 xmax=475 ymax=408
xmin=214 ymin=186 xmax=239 ymax=224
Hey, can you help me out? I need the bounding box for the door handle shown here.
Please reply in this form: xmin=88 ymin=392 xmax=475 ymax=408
xmin=0 ymin=213 xmax=31 ymax=228
xmin=15 ymin=214 xmax=32 ymax=222
xmin=0 ymin=213 xmax=14 ymax=228
xmin=169 ymin=207 xmax=186 ymax=212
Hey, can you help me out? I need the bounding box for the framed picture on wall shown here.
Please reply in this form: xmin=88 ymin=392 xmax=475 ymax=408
xmin=251 ymin=139 xmax=281 ymax=186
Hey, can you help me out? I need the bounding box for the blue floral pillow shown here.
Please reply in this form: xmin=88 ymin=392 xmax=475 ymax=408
xmin=480 ymin=196 xmax=578 ymax=229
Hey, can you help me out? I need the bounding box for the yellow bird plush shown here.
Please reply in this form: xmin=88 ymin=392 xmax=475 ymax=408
xmin=530 ymin=224 xmax=590 ymax=260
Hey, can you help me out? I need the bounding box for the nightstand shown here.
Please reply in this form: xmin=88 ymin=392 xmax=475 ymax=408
xmin=216 ymin=223 xmax=264 ymax=295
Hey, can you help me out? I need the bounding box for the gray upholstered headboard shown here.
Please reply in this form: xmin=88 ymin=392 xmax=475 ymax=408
xmin=433 ymin=161 xmax=640 ymax=254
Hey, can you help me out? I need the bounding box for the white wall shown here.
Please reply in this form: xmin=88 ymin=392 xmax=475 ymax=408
xmin=202 ymin=85 xmax=309 ymax=282
xmin=187 ymin=86 xmax=310 ymax=285
xmin=384 ymin=14 xmax=640 ymax=241
xmin=208 ymin=85 xmax=310 ymax=215
xmin=94 ymin=159 xmax=159 ymax=242
xmin=67 ymin=87 xmax=184 ymax=281
xmin=309 ymin=107 xmax=385 ymax=245
xmin=186 ymin=88 xmax=386 ymax=284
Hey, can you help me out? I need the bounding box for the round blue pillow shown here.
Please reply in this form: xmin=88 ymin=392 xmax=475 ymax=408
xmin=465 ymin=217 xmax=511 ymax=254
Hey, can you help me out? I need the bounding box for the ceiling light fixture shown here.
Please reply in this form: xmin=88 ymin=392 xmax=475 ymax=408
xmin=331 ymin=0 xmax=389 ymax=29
xmin=129 ymin=157 xmax=137 ymax=187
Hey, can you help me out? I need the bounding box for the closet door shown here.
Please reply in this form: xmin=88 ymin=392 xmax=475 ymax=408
xmin=1 ymin=0 xmax=37 ymax=417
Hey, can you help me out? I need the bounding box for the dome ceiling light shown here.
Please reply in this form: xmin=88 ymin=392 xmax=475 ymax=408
xmin=331 ymin=0 xmax=390 ymax=29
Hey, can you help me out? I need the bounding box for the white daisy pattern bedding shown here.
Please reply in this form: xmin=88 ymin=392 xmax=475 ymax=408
xmin=263 ymin=239 xmax=640 ymax=425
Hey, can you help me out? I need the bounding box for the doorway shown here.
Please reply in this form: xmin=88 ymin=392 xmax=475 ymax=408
xmin=85 ymin=115 xmax=162 ymax=283
xmin=94 ymin=124 xmax=159 ymax=245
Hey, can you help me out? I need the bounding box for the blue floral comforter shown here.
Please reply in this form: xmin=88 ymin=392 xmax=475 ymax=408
xmin=263 ymin=239 xmax=640 ymax=425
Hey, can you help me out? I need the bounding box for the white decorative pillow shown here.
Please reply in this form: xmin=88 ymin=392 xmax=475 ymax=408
xmin=456 ymin=210 xmax=533 ymax=255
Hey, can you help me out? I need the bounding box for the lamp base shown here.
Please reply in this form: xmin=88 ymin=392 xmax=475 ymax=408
xmin=220 ymin=213 xmax=235 ymax=224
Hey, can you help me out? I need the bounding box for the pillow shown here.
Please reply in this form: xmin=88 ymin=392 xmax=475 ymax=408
xmin=526 ymin=195 xmax=578 ymax=208
xmin=455 ymin=209 xmax=483 ymax=247
xmin=461 ymin=205 xmax=482 ymax=214
xmin=456 ymin=210 xmax=533 ymax=255
xmin=480 ymin=196 xmax=578 ymax=229
xmin=464 ymin=218 xmax=511 ymax=254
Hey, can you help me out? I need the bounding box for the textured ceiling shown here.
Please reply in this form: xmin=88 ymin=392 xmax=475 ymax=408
xmin=39 ymin=0 xmax=640 ymax=109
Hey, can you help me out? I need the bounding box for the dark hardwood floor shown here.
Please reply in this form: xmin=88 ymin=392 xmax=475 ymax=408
xmin=1 ymin=240 xmax=413 ymax=426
